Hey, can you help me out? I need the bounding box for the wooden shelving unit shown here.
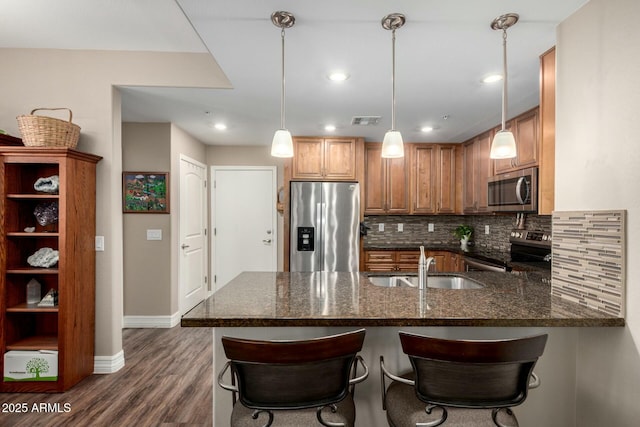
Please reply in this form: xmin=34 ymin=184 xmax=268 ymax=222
xmin=0 ymin=147 xmax=101 ymax=392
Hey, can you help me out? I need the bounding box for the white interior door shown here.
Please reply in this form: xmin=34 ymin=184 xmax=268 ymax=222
xmin=179 ymin=155 xmax=207 ymax=314
xmin=212 ymin=166 xmax=277 ymax=290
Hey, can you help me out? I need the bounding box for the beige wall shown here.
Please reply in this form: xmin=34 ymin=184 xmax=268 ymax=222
xmin=122 ymin=122 xmax=207 ymax=320
xmin=122 ymin=123 xmax=172 ymax=316
xmin=557 ymin=0 xmax=640 ymax=425
xmin=0 ymin=48 xmax=228 ymax=359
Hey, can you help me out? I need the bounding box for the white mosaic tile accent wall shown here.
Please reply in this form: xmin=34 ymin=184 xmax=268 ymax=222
xmin=552 ymin=210 xmax=625 ymax=316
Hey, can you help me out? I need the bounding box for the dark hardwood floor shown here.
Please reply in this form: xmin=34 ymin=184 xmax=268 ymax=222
xmin=0 ymin=327 xmax=213 ymax=426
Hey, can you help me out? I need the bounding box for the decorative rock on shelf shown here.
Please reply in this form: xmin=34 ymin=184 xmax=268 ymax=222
xmin=34 ymin=201 xmax=58 ymax=226
xmin=38 ymin=289 xmax=59 ymax=307
xmin=33 ymin=175 xmax=59 ymax=194
xmin=27 ymin=247 xmax=59 ymax=268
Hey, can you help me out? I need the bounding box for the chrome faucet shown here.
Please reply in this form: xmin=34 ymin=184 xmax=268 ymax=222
xmin=418 ymin=246 xmax=436 ymax=290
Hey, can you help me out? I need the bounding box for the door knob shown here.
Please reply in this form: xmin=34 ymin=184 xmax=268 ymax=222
xmin=262 ymin=239 xmax=272 ymax=244
xmin=181 ymin=244 xmax=190 ymax=249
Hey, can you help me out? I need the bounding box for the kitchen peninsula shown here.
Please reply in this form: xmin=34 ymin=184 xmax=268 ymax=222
xmin=182 ymin=271 xmax=622 ymax=427
xmin=182 ymin=271 xmax=622 ymax=327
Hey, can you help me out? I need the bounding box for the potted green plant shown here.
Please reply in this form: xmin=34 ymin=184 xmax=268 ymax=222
xmin=453 ymin=225 xmax=473 ymax=250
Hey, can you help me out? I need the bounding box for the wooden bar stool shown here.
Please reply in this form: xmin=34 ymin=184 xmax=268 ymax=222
xmin=380 ymin=332 xmax=548 ymax=427
xmin=218 ymin=329 xmax=368 ymax=427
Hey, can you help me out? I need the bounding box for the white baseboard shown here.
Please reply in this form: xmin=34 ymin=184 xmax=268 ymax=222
xmin=93 ymin=313 xmax=181 ymax=374
xmin=93 ymin=350 xmax=125 ymax=374
xmin=122 ymin=312 xmax=181 ymax=328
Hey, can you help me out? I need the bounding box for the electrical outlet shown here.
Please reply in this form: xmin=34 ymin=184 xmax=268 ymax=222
xmin=485 ymin=225 xmax=490 ymax=235
xmin=378 ymin=223 xmax=384 ymax=232
xmin=397 ymin=223 xmax=403 ymax=232
xmin=428 ymin=223 xmax=434 ymax=232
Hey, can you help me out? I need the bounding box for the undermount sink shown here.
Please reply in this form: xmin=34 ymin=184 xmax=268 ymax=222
xmin=367 ymin=275 xmax=484 ymax=290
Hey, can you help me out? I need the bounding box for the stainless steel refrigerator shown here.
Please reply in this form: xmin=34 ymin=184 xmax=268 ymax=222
xmin=290 ymin=181 xmax=360 ymax=272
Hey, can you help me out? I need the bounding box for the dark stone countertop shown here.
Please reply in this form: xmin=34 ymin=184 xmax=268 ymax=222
xmin=181 ymin=271 xmax=623 ymax=328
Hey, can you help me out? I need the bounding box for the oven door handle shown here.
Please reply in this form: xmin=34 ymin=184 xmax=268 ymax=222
xmin=463 ymin=257 xmax=507 ymax=272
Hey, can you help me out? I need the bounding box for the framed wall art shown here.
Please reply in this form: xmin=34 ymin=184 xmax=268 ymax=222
xmin=122 ymin=172 xmax=169 ymax=213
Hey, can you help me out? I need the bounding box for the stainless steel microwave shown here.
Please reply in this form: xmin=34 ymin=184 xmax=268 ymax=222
xmin=487 ymin=167 xmax=538 ymax=212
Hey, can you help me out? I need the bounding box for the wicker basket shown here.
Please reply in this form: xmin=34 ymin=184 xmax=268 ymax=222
xmin=16 ymin=108 xmax=80 ymax=148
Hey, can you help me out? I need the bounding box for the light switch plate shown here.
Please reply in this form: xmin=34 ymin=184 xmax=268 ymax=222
xmin=397 ymin=223 xmax=403 ymax=232
xmin=428 ymin=223 xmax=434 ymax=232
xmin=485 ymin=225 xmax=490 ymax=235
xmin=95 ymin=236 xmax=104 ymax=252
xmin=147 ymin=229 xmax=162 ymax=240
xmin=378 ymin=223 xmax=384 ymax=232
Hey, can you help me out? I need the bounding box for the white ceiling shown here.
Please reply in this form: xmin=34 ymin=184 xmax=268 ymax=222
xmin=0 ymin=0 xmax=588 ymax=146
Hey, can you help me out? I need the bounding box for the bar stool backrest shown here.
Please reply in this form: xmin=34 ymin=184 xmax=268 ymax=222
xmin=221 ymin=329 xmax=366 ymax=410
xmin=399 ymin=332 xmax=548 ymax=409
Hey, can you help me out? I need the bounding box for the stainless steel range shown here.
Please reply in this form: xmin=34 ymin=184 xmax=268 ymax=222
xmin=509 ymin=229 xmax=552 ymax=270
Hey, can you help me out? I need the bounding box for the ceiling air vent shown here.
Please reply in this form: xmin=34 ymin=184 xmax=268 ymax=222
xmin=351 ymin=116 xmax=381 ymax=126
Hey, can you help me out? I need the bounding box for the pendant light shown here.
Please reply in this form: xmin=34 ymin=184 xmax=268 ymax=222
xmin=381 ymin=13 xmax=406 ymax=158
xmin=270 ymin=11 xmax=295 ymax=158
xmin=490 ymin=13 xmax=519 ymax=159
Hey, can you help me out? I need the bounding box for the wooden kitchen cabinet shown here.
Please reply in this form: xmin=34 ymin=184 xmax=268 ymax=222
xmin=411 ymin=144 xmax=457 ymax=214
xmin=448 ymin=253 xmax=464 ymax=272
xmin=462 ymin=130 xmax=493 ymax=213
xmin=364 ymin=143 xmax=409 ymax=214
xmin=364 ymin=249 xmax=462 ymax=272
xmin=493 ymin=108 xmax=539 ymax=175
xmin=538 ymin=47 xmax=555 ymax=215
xmin=0 ymin=147 xmax=101 ymax=392
xmin=291 ymin=137 xmax=360 ymax=180
xmin=428 ymin=251 xmax=449 ymax=272
xmin=364 ymin=250 xmax=420 ymax=272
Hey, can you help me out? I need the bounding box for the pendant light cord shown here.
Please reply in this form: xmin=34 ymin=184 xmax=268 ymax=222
xmin=501 ymin=28 xmax=508 ymax=132
xmin=391 ymin=29 xmax=397 ymax=131
xmin=280 ymin=27 xmax=286 ymax=130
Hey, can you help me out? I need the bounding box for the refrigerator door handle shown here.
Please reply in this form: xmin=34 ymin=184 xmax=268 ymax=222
xmin=316 ymin=202 xmax=324 ymax=268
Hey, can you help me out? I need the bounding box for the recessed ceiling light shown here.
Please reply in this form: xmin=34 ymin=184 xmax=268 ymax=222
xmin=421 ymin=126 xmax=434 ymax=133
xmin=328 ymin=72 xmax=349 ymax=82
xmin=324 ymin=124 xmax=336 ymax=132
xmin=483 ymin=74 xmax=503 ymax=83
xmin=214 ymin=123 xmax=227 ymax=131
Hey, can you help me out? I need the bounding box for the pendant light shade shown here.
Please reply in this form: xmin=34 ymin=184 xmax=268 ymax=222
xmin=490 ymin=13 xmax=519 ymax=160
xmin=381 ymin=13 xmax=405 ymax=159
xmin=490 ymin=130 xmax=517 ymax=159
xmin=382 ymin=130 xmax=404 ymax=158
xmin=271 ymin=129 xmax=294 ymax=157
xmin=270 ymin=11 xmax=295 ymax=158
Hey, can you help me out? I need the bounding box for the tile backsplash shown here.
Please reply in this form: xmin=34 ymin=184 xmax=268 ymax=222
xmin=363 ymin=214 xmax=551 ymax=253
xmin=551 ymin=210 xmax=625 ymax=317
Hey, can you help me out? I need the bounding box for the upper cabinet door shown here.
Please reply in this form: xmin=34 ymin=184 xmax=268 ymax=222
xmin=493 ymin=108 xmax=539 ymax=175
xmin=386 ymin=155 xmax=410 ymax=214
xmin=411 ymin=144 xmax=436 ymax=214
xmin=462 ymin=141 xmax=477 ymax=212
xmin=462 ymin=131 xmax=493 ymax=214
xmin=513 ymin=109 xmax=539 ymax=169
xmin=364 ymin=143 xmax=409 ymax=214
xmin=474 ymin=131 xmax=492 ymax=213
xmin=323 ymin=138 xmax=356 ymax=179
xmin=291 ymin=138 xmax=324 ymax=179
xmin=291 ymin=137 xmax=357 ymax=180
xmin=436 ymin=144 xmax=457 ymax=214
xmin=364 ymin=143 xmax=386 ymax=214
